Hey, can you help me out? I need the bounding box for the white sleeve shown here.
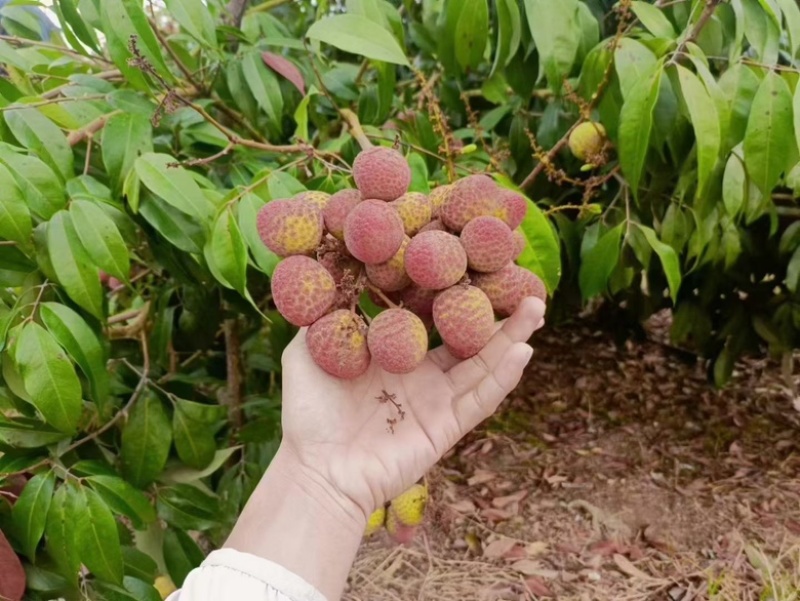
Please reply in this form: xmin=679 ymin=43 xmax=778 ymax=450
xmin=165 ymin=548 xmax=329 ymax=601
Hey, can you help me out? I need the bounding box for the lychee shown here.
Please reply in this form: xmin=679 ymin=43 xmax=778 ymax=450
xmin=344 ymin=199 xmax=405 ymax=264
xmin=471 ymin=264 xmax=546 ymax=317
xmin=404 ymin=231 xmax=467 ymax=290
xmin=319 ymin=249 xmax=362 ymax=285
xmin=391 ymin=192 xmax=431 ymax=236
xmin=418 ymin=219 xmax=446 ymax=234
xmin=293 ymin=190 xmax=331 ymax=211
xmin=323 ymin=189 xmax=361 ymax=240
xmin=440 ymin=174 xmax=501 ymax=232
xmin=367 ymin=309 xmax=428 ymax=374
xmin=271 ymin=256 xmax=336 ymax=326
xmin=460 ymin=216 xmax=515 ymax=273
xmin=568 ymin=121 xmax=606 ymax=161
xmin=306 ymin=310 xmax=371 ymax=379
xmin=364 ymin=507 xmax=386 ymax=537
xmin=257 ymin=199 xmax=323 ymax=257
xmin=428 ymin=185 xmax=452 ymax=218
xmin=366 ymin=236 xmax=411 ymax=292
xmin=352 ymin=146 xmax=411 ymax=201
xmin=512 ymin=228 xmax=526 ymax=259
xmin=495 ymin=189 xmax=527 ymax=230
xmin=399 ymin=285 xmax=437 ymax=327
xmin=432 ymin=285 xmax=494 ymax=359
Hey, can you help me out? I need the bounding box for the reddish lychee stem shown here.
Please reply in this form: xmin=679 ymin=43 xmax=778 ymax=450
xmin=340 ymin=108 xmax=372 ymax=151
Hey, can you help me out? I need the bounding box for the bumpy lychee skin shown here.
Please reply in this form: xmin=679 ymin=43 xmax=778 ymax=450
xmin=344 ymin=199 xmax=405 ymax=264
xmin=364 ymin=507 xmax=386 ymax=537
xmin=460 ymin=216 xmax=516 ymax=273
xmin=367 ymin=309 xmax=428 ymax=374
xmin=271 ymin=256 xmax=336 ymax=326
xmin=496 ymin=189 xmax=527 ymax=230
xmin=306 ymin=310 xmax=371 ymax=379
xmin=323 ymin=189 xmax=362 ymax=240
xmin=568 ymin=121 xmax=606 ymax=161
xmin=405 ymin=231 xmax=467 ymax=290
xmin=418 ymin=219 xmax=447 ymax=234
xmin=433 ymin=285 xmax=495 ymax=359
xmin=512 ymin=229 xmax=526 ymax=260
xmin=293 ymin=190 xmax=331 ymax=211
xmin=399 ymin=285 xmax=437 ymax=327
xmin=390 ymin=483 xmax=428 ymax=526
xmin=352 ymin=146 xmax=411 ymax=201
xmin=472 ymin=264 xmax=546 ymax=317
xmin=440 ymin=175 xmax=501 ymax=232
xmin=366 ymin=236 xmax=411 ymax=292
xmin=391 ymin=192 xmax=431 ymax=236
xmin=257 ymin=199 xmax=323 ymax=257
xmin=428 ymin=185 xmax=452 ymax=218
xmin=319 ymin=250 xmax=362 ymax=285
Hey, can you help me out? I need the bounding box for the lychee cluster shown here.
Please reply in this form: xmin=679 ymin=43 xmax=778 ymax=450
xmin=258 ymin=145 xmax=547 ymax=379
xmin=364 ymin=482 xmax=428 ymax=544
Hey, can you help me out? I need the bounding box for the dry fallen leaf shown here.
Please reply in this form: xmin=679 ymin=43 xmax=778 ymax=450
xmin=468 ymin=470 xmax=497 ymax=486
xmin=492 ymin=490 xmax=529 ymax=508
xmin=483 ymin=538 xmax=518 ymax=559
xmin=524 ymin=576 xmax=555 ymax=597
xmin=525 ymin=541 xmax=549 ymax=557
xmin=613 ymin=554 xmax=653 ymax=580
xmin=448 ymin=499 xmax=477 ymax=513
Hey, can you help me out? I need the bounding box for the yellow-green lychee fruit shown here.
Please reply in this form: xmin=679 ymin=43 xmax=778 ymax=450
xmin=568 ymin=121 xmax=606 ymax=161
xmin=385 ymin=507 xmax=418 ymax=545
xmin=364 ymin=506 xmax=386 ymax=537
xmin=154 ymin=575 xmax=177 ymax=599
xmin=389 ymin=483 xmax=428 ymax=527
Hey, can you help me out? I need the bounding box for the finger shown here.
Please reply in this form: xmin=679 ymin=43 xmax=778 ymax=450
xmin=445 ymin=297 xmax=545 ymax=395
xmin=452 ymin=342 xmax=533 ymax=434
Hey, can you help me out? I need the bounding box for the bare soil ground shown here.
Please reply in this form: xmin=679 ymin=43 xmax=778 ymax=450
xmin=344 ymin=315 xmax=800 ymax=601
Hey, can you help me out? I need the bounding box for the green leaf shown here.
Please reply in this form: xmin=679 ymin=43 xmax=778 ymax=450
xmin=630 ymin=1 xmax=676 ymax=38
xmin=675 ymin=65 xmax=720 ymax=203
xmin=242 ymin=50 xmax=283 ymax=131
xmin=12 ymin=471 xmax=55 ymax=560
xmin=122 ymin=547 xmax=158 ymax=582
xmin=75 ymin=486 xmax=124 ymax=584
xmin=718 ymin=63 xmax=760 ymax=150
xmin=266 ymin=171 xmax=306 ymax=199
xmin=40 ymin=302 xmax=109 ymax=407
xmin=636 ymin=225 xmax=681 ymax=302
xmin=120 ymin=391 xmax=172 ymax=488
xmin=0 ymin=163 xmax=31 ymax=247
xmin=14 ymin=322 xmax=83 ymax=434
xmin=0 ymin=415 xmax=68 ymax=448
xmin=175 ymin=399 xmax=226 ymax=424
xmin=787 ymin=246 xmax=800 ymax=292
xmin=139 ymin=193 xmax=205 ymax=254
xmin=101 ymin=0 xmax=172 ymax=90
xmin=156 ymin=484 xmax=219 ymax=531
xmin=516 ymin=199 xmax=562 ymax=294
xmin=160 ymin=447 xmax=239 ymax=485
xmin=86 ymin=475 xmax=157 ymax=530
xmin=47 ymin=210 xmax=104 ymax=319
xmin=614 ymin=38 xmax=657 ymax=100
xmin=58 ymin=0 xmax=101 ymax=52
xmin=743 ymin=71 xmax=794 ymax=195
xmin=523 ymin=0 xmax=580 ymax=90
xmin=454 ymin=0 xmax=488 ymax=71
xmin=173 ymin=406 xmax=216 ymax=470
xmin=776 ymin=0 xmax=800 ymax=58
xmin=491 ymin=0 xmax=521 ymax=75
xmin=306 ymin=14 xmax=409 ymax=66
xmin=408 ymin=153 xmax=430 ymax=193
xmin=795 ymin=81 xmax=800 ymax=160
xmin=164 ymin=0 xmax=217 ymax=47
xmin=209 ymin=208 xmax=248 ymax=293
xmin=102 ymin=113 xmax=153 ymax=194
xmin=163 ymin=528 xmax=204 ymax=588
xmin=0 ymin=148 xmax=65 ymax=220
xmin=722 ymin=152 xmax=747 ymax=218
xmin=69 ymin=200 xmax=130 ymax=284
xmin=741 ymin=0 xmax=780 ymax=63
xmin=5 ymin=108 xmax=73 ymax=182
xmin=135 ymin=153 xmax=214 ymax=222
xmin=45 ymin=482 xmax=81 ymax=584
xmin=237 ymin=193 xmax=279 ymax=276
xmin=579 ymin=223 xmax=623 ymax=300
xmin=618 ymin=65 xmax=662 ymax=197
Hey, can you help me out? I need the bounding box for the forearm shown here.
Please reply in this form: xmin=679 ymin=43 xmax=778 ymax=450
xmin=224 ymin=445 xmax=366 ymax=601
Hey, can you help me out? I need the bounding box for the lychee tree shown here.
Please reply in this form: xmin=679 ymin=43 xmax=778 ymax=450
xmin=0 ymin=0 xmax=798 ymax=599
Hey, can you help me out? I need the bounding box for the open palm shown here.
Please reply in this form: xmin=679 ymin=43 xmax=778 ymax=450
xmin=280 ymin=297 xmax=546 ymax=519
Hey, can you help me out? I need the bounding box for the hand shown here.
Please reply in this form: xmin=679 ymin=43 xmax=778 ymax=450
xmin=279 ymin=296 xmax=546 ymax=523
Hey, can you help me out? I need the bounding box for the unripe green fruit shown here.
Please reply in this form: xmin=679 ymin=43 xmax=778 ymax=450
xmin=568 ymin=121 xmax=606 ymax=161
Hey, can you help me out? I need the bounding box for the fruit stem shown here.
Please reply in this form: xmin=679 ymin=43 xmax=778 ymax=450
xmin=340 ymin=108 xmax=372 ymax=151
xmin=367 ymin=284 xmax=400 ymax=309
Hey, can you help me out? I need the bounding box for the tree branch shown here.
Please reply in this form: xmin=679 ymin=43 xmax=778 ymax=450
xmin=247 ymin=0 xmax=292 ymax=15
xmin=148 ymin=18 xmax=203 ymax=91
xmin=226 ymin=0 xmax=250 ymax=28
xmin=667 ymin=0 xmax=723 ymax=67
xmin=223 ymin=317 xmax=244 ymax=429
xmin=340 ymin=108 xmax=372 ymax=151
xmin=67 ymin=110 xmax=123 ymax=146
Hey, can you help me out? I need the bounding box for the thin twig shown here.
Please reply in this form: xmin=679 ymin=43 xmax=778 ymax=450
xmin=0 ymin=94 xmax=106 ymax=112
xmin=67 ymin=110 xmax=123 ymax=146
xmin=226 ymin=0 xmax=251 ymax=27
xmin=0 ymin=34 xmax=112 ymax=64
xmin=340 ymin=109 xmax=372 ymax=150
xmin=148 ymin=18 xmax=203 ymax=91
xmin=246 ymin=0 xmax=292 ymax=15
xmin=666 ymin=0 xmax=723 ymax=67
xmin=223 ymin=316 xmax=244 ymax=429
